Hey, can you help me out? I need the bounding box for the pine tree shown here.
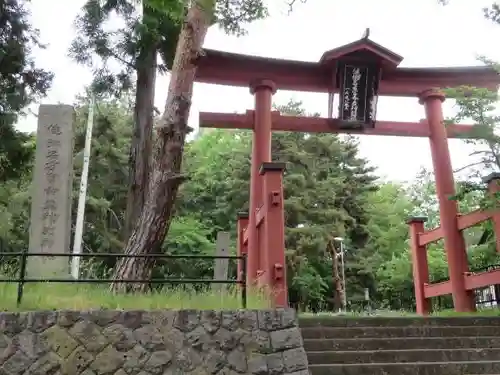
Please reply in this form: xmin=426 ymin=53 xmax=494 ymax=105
xmin=70 ymin=0 xmax=183 ymax=238
xmin=0 ymin=0 xmax=53 ymax=181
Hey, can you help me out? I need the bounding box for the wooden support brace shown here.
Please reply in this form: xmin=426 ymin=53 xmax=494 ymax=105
xmin=407 ymin=216 xmax=431 ymax=315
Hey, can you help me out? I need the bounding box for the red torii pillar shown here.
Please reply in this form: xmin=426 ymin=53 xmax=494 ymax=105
xmin=236 ymin=211 xmax=249 ymax=284
xmin=419 ymin=89 xmax=475 ymax=312
xmin=247 ymin=79 xmax=276 ymax=286
xmin=258 ymin=162 xmax=287 ymax=306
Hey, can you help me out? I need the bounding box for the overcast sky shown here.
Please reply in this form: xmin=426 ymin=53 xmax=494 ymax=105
xmin=22 ymin=0 xmax=500 ymax=182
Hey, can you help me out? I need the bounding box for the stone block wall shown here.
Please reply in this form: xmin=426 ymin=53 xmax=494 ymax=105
xmin=0 ymin=309 xmax=309 ymax=375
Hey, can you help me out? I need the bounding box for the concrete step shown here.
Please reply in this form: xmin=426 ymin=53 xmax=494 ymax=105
xmin=309 ymin=361 xmax=500 ymax=375
xmin=299 ymin=316 xmax=500 ymax=328
xmin=303 ymin=336 xmax=500 ymax=351
xmin=306 ymin=348 xmax=500 ymax=364
xmin=301 ymin=325 xmax=500 ymax=339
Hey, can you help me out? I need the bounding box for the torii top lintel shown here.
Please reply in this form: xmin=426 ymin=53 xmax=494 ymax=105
xmin=195 ymin=35 xmax=499 ymax=97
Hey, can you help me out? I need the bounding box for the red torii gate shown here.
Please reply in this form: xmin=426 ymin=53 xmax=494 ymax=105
xmin=194 ymin=32 xmax=500 ymax=310
xmin=408 ymin=174 xmax=500 ymax=315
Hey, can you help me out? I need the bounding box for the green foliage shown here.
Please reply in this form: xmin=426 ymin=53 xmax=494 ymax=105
xmin=0 ymin=0 xmax=53 ymax=181
xmin=0 ymin=0 xmax=53 ymax=274
xmin=443 ymin=82 xmax=500 ymax=271
xmin=484 ymin=3 xmax=500 ymax=23
xmin=438 ymin=0 xmax=500 ymax=281
xmin=157 ymin=216 xmax=218 ymax=282
xmin=0 ymin=0 xmax=54 ymax=115
xmin=70 ymin=0 xmax=182 ymax=97
xmin=445 ymin=85 xmax=500 ymax=179
xmin=213 ymin=0 xmax=268 ymax=36
xmin=66 ymin=97 xmax=229 ymax=281
xmin=69 ymin=0 xmax=272 ymax=96
xmin=72 ymin=98 xmax=132 ymax=276
xmin=364 ymin=183 xmax=413 ymax=280
xmin=178 ymin=100 xmax=380 ymax=310
xmin=2 ymin=92 xmax=499 ymax=311
xmin=177 ymin=128 xmax=252 ymax=238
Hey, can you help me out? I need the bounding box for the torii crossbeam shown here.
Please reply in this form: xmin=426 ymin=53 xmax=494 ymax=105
xmin=200 ymin=110 xmax=478 ymax=138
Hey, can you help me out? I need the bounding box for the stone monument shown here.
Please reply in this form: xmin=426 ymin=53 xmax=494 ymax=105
xmin=27 ymin=104 xmax=75 ymax=277
xmin=213 ymin=231 xmax=230 ymax=292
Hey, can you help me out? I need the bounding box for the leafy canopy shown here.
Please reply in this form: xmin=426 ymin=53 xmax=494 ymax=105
xmin=0 ymin=0 xmax=53 ymax=181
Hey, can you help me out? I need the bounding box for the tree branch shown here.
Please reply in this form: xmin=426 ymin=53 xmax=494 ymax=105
xmin=478 ymin=109 xmax=500 ymax=170
xmin=454 ymin=161 xmax=488 ymax=173
xmin=102 ymin=45 xmax=136 ymax=69
xmin=469 ymin=149 xmax=494 ymax=157
xmin=167 ymin=173 xmax=190 ymax=184
xmin=286 ymin=0 xmax=307 ymax=14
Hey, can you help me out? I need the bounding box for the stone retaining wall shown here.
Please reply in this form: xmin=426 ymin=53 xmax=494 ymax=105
xmin=0 ymin=309 xmax=309 ymax=375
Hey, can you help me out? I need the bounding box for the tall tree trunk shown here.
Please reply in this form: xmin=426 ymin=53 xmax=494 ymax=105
xmin=110 ymin=1 xmax=212 ymax=292
xmin=123 ymin=3 xmax=158 ymax=240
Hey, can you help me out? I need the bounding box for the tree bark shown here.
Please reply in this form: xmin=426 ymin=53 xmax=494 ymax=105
xmin=110 ymin=1 xmax=212 ymax=293
xmin=124 ymin=2 xmax=158 ymax=240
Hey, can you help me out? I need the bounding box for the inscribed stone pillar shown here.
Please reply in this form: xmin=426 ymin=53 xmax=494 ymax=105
xmin=27 ymin=105 xmax=75 ymax=278
xmin=213 ymin=231 xmax=230 ymax=293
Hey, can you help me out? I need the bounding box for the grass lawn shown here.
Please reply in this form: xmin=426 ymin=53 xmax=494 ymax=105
xmin=2 ymin=282 xmax=500 ymax=317
xmin=0 ymin=283 xmax=267 ymax=311
xmin=431 ymin=308 xmax=500 ymax=317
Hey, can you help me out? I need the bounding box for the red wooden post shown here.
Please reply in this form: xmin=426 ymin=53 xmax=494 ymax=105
xmin=247 ymin=80 xmax=276 ymax=286
xmin=259 ymin=162 xmax=288 ymax=307
xmin=237 ymin=211 xmax=249 ymax=283
xmin=419 ymin=89 xmax=475 ymax=312
xmin=483 ymin=173 xmax=500 ymax=253
xmin=407 ymin=216 xmax=431 ymax=315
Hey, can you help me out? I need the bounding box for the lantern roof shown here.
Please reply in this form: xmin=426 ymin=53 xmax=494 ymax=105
xmin=319 ymin=29 xmax=403 ymax=69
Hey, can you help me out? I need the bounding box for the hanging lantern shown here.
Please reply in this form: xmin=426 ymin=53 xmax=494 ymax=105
xmin=337 ymin=62 xmax=380 ymax=128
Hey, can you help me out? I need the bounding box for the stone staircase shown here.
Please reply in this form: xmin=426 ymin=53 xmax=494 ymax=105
xmin=299 ymin=316 xmax=500 ymax=375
